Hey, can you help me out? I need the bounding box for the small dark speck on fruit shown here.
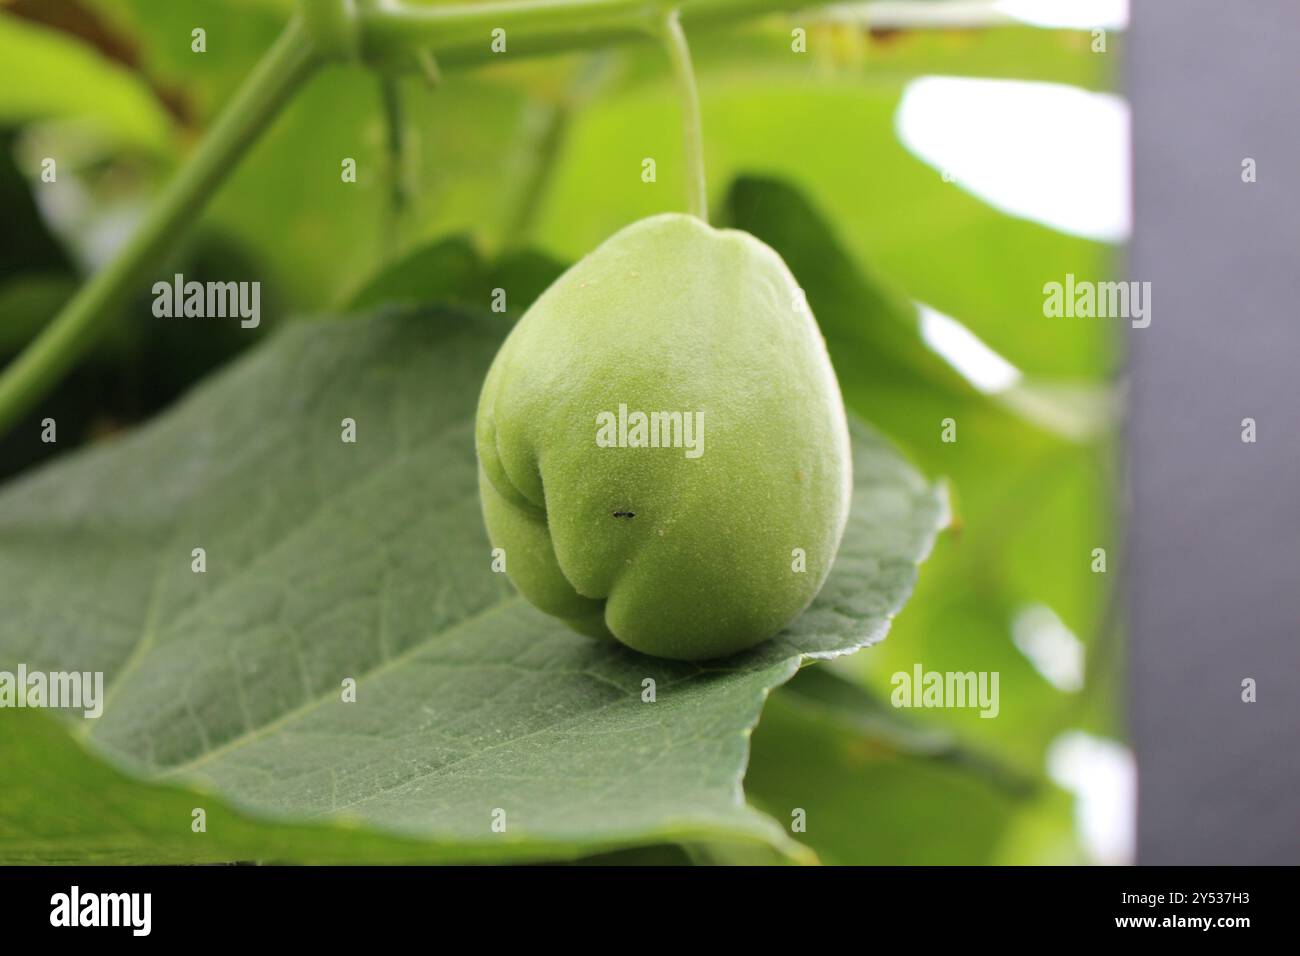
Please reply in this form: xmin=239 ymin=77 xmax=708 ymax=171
xmin=613 ymin=511 xmax=636 ymax=519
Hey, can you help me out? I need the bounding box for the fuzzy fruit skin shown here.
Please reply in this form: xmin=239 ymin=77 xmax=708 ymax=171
xmin=476 ymin=213 xmax=851 ymax=661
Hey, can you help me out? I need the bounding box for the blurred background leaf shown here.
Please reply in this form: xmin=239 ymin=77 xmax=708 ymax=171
xmin=0 ymin=4 xmax=173 ymax=152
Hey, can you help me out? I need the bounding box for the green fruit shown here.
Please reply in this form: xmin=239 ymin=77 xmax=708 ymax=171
xmin=476 ymin=213 xmax=851 ymax=660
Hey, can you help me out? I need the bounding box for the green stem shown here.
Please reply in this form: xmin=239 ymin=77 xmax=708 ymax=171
xmin=658 ymin=9 xmax=707 ymax=221
xmin=378 ymin=77 xmax=411 ymax=212
xmin=357 ymin=0 xmax=809 ymax=67
xmin=502 ymin=53 xmax=613 ymax=248
xmin=0 ymin=18 xmax=318 ymax=435
xmin=503 ymin=99 xmax=568 ymax=247
xmin=363 ymin=0 xmax=667 ymax=49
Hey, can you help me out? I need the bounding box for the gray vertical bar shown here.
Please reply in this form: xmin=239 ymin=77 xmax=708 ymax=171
xmin=1128 ymin=1 xmax=1300 ymax=863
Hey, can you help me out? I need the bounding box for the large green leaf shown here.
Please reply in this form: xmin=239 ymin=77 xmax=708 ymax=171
xmin=0 ymin=301 xmax=946 ymax=863
xmin=1 ymin=706 xmax=717 ymax=865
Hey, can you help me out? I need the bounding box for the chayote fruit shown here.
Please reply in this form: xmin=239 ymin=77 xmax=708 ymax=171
xmin=475 ymin=213 xmax=851 ymax=660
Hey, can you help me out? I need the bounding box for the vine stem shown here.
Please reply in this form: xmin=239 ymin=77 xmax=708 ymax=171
xmin=658 ymin=9 xmax=707 ymax=222
xmin=502 ymin=53 xmax=613 ymax=248
xmin=378 ymin=75 xmax=412 ymax=253
xmin=0 ymin=18 xmax=319 ymax=435
xmin=356 ymin=0 xmax=805 ymax=66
